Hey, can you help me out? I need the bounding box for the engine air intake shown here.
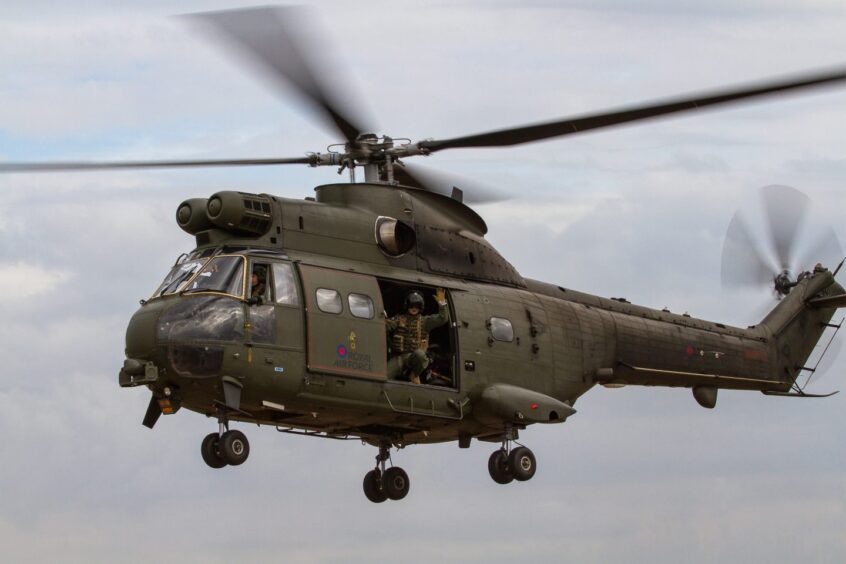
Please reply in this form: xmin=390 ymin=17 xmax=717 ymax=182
xmin=375 ymin=217 xmax=416 ymax=256
xmin=176 ymin=198 xmax=214 ymax=235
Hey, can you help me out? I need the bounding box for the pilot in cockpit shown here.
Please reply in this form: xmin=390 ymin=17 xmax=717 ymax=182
xmin=250 ymin=265 xmax=267 ymax=301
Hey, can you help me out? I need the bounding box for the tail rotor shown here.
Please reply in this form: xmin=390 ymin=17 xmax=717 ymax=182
xmin=721 ymin=185 xmax=844 ymax=384
xmin=721 ymin=184 xmax=842 ymax=300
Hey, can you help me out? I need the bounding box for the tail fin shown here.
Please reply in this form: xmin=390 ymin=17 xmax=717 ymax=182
xmin=761 ymin=268 xmax=844 ymax=386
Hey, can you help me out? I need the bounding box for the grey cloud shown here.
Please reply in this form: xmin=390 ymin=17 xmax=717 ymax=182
xmin=1 ymin=1 xmax=846 ymax=563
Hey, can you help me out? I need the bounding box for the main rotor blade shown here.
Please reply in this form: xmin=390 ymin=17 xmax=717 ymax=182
xmin=188 ymin=6 xmax=368 ymax=144
xmin=393 ymin=163 xmax=509 ymax=204
xmin=760 ymin=184 xmax=810 ymax=272
xmin=420 ymin=66 xmax=846 ymax=152
xmin=0 ymin=156 xmax=312 ymax=173
xmin=721 ymin=211 xmax=776 ymax=290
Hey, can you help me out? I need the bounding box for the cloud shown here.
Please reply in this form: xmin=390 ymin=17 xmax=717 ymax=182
xmin=1 ymin=1 xmax=846 ymax=563
xmin=0 ymin=261 xmax=71 ymax=302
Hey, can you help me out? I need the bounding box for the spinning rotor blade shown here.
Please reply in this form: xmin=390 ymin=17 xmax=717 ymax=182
xmin=806 ymin=326 xmax=843 ymax=386
xmin=188 ymin=6 xmax=369 ymax=144
xmin=797 ymin=225 xmax=844 ymax=273
xmin=0 ymin=156 xmax=312 ymax=173
xmin=419 ymin=66 xmax=846 ymax=152
xmin=721 ymin=211 xmax=776 ymax=290
xmin=761 ymin=184 xmax=810 ymax=272
xmin=393 ymin=163 xmax=509 ymax=204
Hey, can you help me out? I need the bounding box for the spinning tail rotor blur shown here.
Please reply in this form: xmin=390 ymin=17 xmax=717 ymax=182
xmin=721 ymin=184 xmax=844 ymax=380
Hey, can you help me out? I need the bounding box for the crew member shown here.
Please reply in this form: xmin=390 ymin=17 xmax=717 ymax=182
xmin=251 ymin=265 xmax=267 ymax=301
xmin=386 ymin=288 xmax=448 ymax=384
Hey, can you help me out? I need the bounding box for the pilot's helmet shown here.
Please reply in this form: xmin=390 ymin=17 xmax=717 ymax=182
xmin=404 ymin=291 xmax=425 ymax=311
xmin=253 ymin=265 xmax=267 ymax=283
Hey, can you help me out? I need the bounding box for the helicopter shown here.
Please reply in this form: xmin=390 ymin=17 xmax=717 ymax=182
xmin=4 ymin=7 xmax=846 ymax=504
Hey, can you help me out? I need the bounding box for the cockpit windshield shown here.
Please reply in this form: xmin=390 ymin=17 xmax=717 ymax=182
xmin=151 ymin=255 xmax=245 ymax=299
xmin=153 ymin=258 xmax=207 ymax=298
xmin=182 ymin=256 xmax=245 ymax=297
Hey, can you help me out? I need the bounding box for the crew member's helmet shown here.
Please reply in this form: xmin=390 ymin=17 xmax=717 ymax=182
xmin=404 ymin=291 xmax=425 ymax=311
xmin=253 ymin=265 xmax=267 ymax=283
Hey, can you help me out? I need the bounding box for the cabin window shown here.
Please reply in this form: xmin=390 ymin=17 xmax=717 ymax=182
xmin=273 ymin=263 xmax=299 ymax=306
xmin=489 ymin=317 xmax=514 ymax=342
xmin=349 ymin=293 xmax=375 ymax=319
xmin=315 ymin=288 xmax=342 ymax=314
xmin=183 ymin=256 xmax=245 ymax=298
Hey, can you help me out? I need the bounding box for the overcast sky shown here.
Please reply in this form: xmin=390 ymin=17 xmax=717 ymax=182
xmin=1 ymin=1 xmax=846 ymax=563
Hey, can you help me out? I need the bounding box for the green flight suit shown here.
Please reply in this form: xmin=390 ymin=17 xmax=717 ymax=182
xmin=386 ymin=301 xmax=449 ymax=379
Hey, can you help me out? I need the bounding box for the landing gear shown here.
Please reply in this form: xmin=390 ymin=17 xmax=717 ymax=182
xmin=487 ymin=426 xmax=536 ymax=485
xmin=383 ymin=467 xmax=410 ymax=500
xmin=487 ymin=449 xmax=513 ymax=484
xmin=508 ymin=446 xmax=536 ymax=481
xmin=201 ymin=432 xmax=227 ymax=469
xmin=220 ymin=429 xmax=250 ymax=465
xmin=362 ymin=442 xmax=410 ymax=503
xmin=363 ymin=469 xmax=388 ymax=503
xmin=200 ymin=413 xmax=250 ymax=469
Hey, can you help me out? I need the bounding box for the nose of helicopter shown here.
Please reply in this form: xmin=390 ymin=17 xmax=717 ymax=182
xmin=120 ymin=295 xmax=246 ymax=388
xmin=125 ymin=303 xmax=162 ymax=360
xmin=120 ymin=300 xmax=168 ymax=388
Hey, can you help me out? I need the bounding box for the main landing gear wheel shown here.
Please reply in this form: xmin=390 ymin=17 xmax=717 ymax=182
xmin=219 ymin=429 xmax=250 ymax=466
xmin=508 ymin=446 xmax=536 ymax=481
xmin=383 ymin=467 xmax=410 ymax=500
xmin=488 ymin=449 xmax=513 ymax=484
xmin=363 ymin=469 xmax=388 ymax=503
xmin=201 ymin=432 xmax=227 ymax=469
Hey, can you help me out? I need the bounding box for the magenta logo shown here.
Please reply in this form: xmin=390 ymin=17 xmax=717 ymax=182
xmin=336 ymin=344 xmax=348 ymax=358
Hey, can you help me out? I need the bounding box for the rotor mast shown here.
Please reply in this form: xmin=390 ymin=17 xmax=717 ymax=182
xmin=307 ymin=134 xmax=428 ymax=185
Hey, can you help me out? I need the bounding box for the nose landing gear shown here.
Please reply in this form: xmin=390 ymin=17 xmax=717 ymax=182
xmin=200 ymin=413 xmax=250 ymax=469
xmin=362 ymin=441 xmax=410 ymax=503
xmin=487 ymin=426 xmax=536 ymax=484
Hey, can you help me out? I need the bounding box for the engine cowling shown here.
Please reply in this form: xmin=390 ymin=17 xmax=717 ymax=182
xmin=206 ymin=191 xmax=274 ymax=236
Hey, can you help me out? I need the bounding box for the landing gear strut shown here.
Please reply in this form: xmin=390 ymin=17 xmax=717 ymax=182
xmin=362 ymin=441 xmax=410 ymax=503
xmin=487 ymin=425 xmax=536 ymax=484
xmin=200 ymin=410 xmax=250 ymax=469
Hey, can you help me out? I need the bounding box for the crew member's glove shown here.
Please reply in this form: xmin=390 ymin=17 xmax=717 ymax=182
xmin=435 ymin=288 xmax=446 ymax=305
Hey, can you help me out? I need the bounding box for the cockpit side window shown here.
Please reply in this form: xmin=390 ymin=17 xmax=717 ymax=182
xmin=272 ymin=263 xmax=299 ymax=306
xmin=250 ymin=262 xmax=272 ymax=302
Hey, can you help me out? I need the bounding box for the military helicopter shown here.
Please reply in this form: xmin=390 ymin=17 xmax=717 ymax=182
xmin=4 ymin=7 xmax=846 ymax=504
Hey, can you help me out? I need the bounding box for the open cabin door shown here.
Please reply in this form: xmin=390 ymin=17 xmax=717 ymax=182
xmin=298 ymin=265 xmax=387 ymax=380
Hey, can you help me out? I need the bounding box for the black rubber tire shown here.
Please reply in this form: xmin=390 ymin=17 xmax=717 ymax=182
xmin=383 ymin=467 xmax=410 ymax=500
xmin=363 ymin=469 xmax=388 ymax=503
xmin=219 ymin=430 xmax=250 ymax=466
xmin=488 ymin=449 xmax=513 ymax=484
xmin=201 ymin=432 xmax=227 ymax=469
xmin=508 ymin=446 xmax=536 ymax=481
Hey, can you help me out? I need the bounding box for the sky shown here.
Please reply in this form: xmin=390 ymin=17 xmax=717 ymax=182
xmin=1 ymin=1 xmax=846 ymax=562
